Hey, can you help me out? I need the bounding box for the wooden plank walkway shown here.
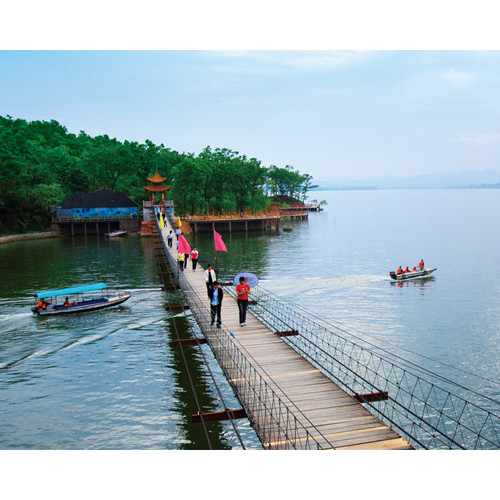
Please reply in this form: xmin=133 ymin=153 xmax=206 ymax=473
xmin=158 ymin=217 xmax=413 ymax=450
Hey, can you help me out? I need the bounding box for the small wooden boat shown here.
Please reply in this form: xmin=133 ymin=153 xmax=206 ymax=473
xmin=32 ymin=283 xmax=131 ymax=316
xmin=283 ymin=226 xmax=293 ymax=232
xmin=105 ymin=230 xmax=127 ymax=238
xmin=389 ymin=268 xmax=437 ymax=281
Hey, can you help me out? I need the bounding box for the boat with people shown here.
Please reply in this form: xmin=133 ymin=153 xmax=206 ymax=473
xmin=105 ymin=230 xmax=127 ymax=237
xmin=389 ymin=267 xmax=437 ymax=281
xmin=32 ymin=283 xmax=131 ymax=316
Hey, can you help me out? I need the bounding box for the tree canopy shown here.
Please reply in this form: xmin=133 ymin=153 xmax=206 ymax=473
xmin=0 ymin=115 xmax=317 ymax=233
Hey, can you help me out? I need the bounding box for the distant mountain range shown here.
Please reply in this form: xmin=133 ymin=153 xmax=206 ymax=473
xmin=314 ymin=170 xmax=500 ymax=190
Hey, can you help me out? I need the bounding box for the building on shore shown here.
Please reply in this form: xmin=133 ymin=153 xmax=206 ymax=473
xmin=53 ymin=189 xmax=139 ymax=236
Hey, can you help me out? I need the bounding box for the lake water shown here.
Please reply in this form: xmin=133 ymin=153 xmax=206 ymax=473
xmin=0 ymin=189 xmax=499 ymax=449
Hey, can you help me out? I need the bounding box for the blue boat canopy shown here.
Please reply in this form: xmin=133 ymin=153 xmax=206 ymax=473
xmin=35 ymin=283 xmax=107 ymax=299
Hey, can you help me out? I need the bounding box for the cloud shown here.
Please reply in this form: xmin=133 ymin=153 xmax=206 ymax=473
xmin=453 ymin=132 xmax=500 ymax=144
xmin=272 ymin=51 xmax=372 ymax=70
xmin=443 ymin=68 xmax=475 ymax=86
xmin=210 ymin=50 xmax=372 ymax=74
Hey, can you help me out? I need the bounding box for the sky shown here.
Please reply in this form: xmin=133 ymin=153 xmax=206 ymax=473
xmin=2 ymin=5 xmax=500 ymax=187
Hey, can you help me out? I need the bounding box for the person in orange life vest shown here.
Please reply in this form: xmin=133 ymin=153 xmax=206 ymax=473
xmin=412 ymin=266 xmax=417 ymax=271
xmin=64 ymin=297 xmax=71 ymax=307
xmin=190 ymin=247 xmax=199 ymax=271
xmin=236 ymin=276 xmax=251 ymax=326
xmin=37 ymin=299 xmax=47 ymax=310
xmin=419 ymin=259 xmax=424 ymax=270
xmin=403 ymin=266 xmax=410 ymax=273
xmin=396 ymin=266 xmax=404 ymax=275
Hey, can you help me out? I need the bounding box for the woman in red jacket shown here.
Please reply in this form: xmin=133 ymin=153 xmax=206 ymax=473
xmin=236 ymin=276 xmax=251 ymax=326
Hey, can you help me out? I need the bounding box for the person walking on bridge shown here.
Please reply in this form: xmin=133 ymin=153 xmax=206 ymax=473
xmin=190 ymin=247 xmax=199 ymax=271
xmin=205 ymin=265 xmax=216 ymax=298
xmin=177 ymin=252 xmax=185 ymax=272
xmin=236 ymin=276 xmax=251 ymax=326
xmin=208 ymin=281 xmax=223 ymax=328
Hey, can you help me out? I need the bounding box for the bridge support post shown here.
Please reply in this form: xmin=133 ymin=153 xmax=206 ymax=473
xmin=166 ymin=304 xmax=189 ymax=311
xmin=192 ymin=409 xmax=247 ymax=424
xmin=172 ymin=337 xmax=206 ymax=346
xmin=275 ymin=330 xmax=299 ymax=337
xmin=353 ymin=391 xmax=389 ymax=403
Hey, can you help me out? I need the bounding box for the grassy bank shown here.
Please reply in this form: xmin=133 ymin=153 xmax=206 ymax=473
xmin=0 ymin=231 xmax=59 ymax=245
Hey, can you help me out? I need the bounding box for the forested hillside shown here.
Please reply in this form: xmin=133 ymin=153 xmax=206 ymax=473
xmin=0 ymin=116 xmax=316 ymax=234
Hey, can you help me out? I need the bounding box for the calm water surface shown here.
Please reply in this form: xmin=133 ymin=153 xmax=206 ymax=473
xmin=193 ymin=189 xmax=500 ymax=406
xmin=0 ymin=236 xmax=257 ymax=449
xmin=1 ymin=189 xmax=499 ymax=448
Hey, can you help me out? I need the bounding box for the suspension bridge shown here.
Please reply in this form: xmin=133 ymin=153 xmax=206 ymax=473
xmin=153 ymin=207 xmax=500 ymax=450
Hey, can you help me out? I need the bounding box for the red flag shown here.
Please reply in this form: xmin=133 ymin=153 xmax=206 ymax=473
xmin=214 ymin=230 xmax=227 ymax=252
xmin=178 ymin=234 xmax=191 ymax=255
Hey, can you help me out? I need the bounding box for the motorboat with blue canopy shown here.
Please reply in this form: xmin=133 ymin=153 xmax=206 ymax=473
xmin=32 ymin=283 xmax=130 ymax=316
xmin=35 ymin=283 xmax=108 ymax=299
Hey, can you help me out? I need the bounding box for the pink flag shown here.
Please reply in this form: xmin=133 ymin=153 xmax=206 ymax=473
xmin=214 ymin=230 xmax=227 ymax=252
xmin=178 ymin=234 xmax=191 ymax=255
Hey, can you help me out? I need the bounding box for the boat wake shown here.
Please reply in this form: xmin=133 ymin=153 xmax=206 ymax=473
xmin=0 ymin=314 xmax=170 ymax=370
xmin=0 ymin=312 xmax=33 ymax=323
xmin=261 ymin=274 xmax=387 ymax=297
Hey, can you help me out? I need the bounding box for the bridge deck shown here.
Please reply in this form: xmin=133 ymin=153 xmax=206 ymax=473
xmin=158 ymin=219 xmax=412 ymax=450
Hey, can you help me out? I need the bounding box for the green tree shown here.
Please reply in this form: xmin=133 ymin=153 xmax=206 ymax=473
xmin=0 ymin=114 xmax=318 ymax=233
xmin=171 ymin=155 xmax=203 ymax=215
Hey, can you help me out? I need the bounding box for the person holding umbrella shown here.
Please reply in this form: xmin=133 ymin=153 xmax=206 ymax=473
xmin=236 ymin=276 xmax=251 ymax=326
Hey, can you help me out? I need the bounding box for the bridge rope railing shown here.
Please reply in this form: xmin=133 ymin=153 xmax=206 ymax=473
xmin=156 ymin=211 xmax=250 ymax=449
xmin=158 ymin=216 xmax=329 ymax=449
xmin=220 ymin=283 xmax=499 ymax=450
